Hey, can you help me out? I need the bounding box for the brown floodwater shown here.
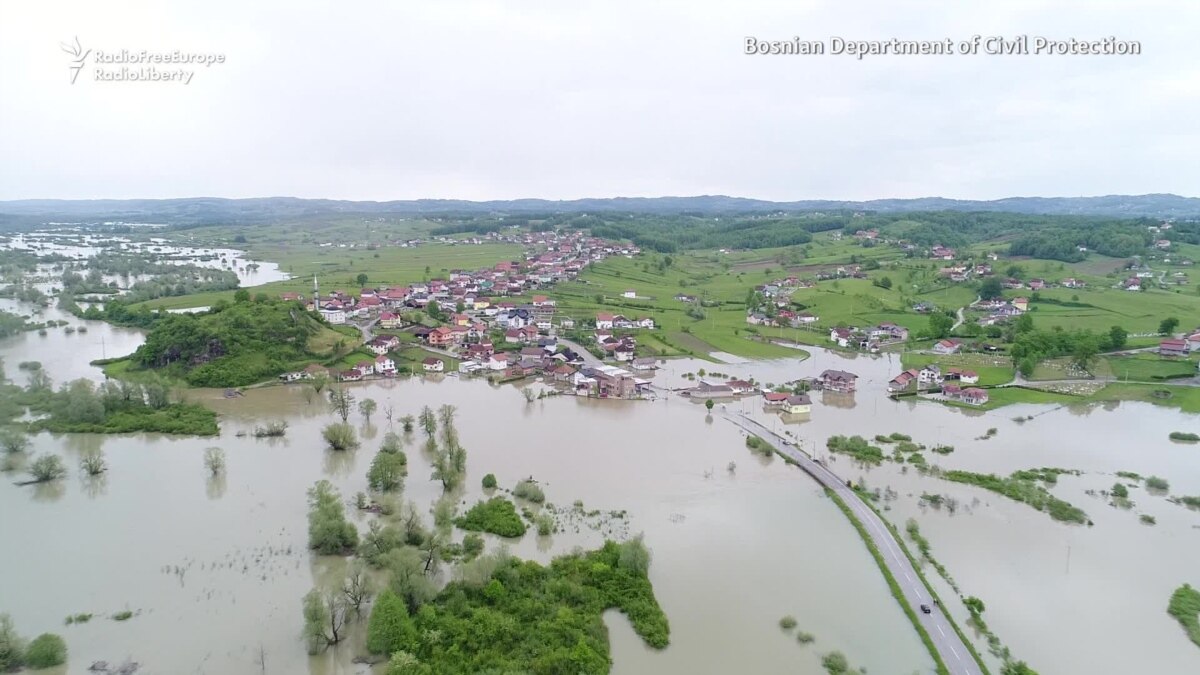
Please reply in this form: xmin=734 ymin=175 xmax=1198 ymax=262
xmin=1 ymin=327 xmax=1198 ymax=674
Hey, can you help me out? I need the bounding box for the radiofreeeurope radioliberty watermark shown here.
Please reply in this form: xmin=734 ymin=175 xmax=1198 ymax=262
xmin=60 ymin=36 xmax=225 ymax=85
xmin=743 ymin=35 xmax=1142 ymax=59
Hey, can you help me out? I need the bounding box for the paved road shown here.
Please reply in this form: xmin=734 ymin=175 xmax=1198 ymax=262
xmin=726 ymin=413 xmax=983 ymax=675
xmin=555 ymin=337 xmax=603 ymax=366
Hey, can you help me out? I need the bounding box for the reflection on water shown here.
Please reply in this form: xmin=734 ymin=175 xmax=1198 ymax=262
xmin=206 ymin=472 xmax=227 ymax=501
xmin=80 ymin=474 xmax=108 ymax=500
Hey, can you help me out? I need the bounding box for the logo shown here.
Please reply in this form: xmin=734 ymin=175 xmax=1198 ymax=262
xmin=60 ymin=36 xmax=91 ymax=84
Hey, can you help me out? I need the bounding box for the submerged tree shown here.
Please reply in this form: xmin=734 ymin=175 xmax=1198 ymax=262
xmin=79 ymin=448 xmax=107 ymax=476
xmin=418 ymin=406 xmax=436 ymax=438
xmin=0 ymin=428 xmax=30 ymax=454
xmin=302 ymin=588 xmax=348 ymax=654
xmin=359 ymin=398 xmax=378 ymax=423
xmin=329 ymin=387 xmax=355 ymax=423
xmin=27 ymin=454 xmax=66 ymax=483
xmin=342 ymin=560 xmax=375 ymax=618
xmin=323 ymin=423 xmax=360 ymax=451
xmin=204 ymin=448 xmax=226 ymax=475
xmin=307 ymin=480 xmax=358 ymax=554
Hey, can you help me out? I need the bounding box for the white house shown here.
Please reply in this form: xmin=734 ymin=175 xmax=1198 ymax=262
xmin=319 ymin=307 xmax=347 ymax=325
xmin=783 ymin=394 xmax=812 ymax=414
xmin=932 ymin=339 xmax=961 ymax=355
xmin=422 ymin=357 xmax=444 ymax=372
xmin=622 ymin=290 xmax=637 ymax=299
xmin=918 ymin=365 xmax=943 ymax=385
xmin=595 ymin=313 xmax=615 ymax=330
xmin=374 ymin=355 xmax=396 ymax=375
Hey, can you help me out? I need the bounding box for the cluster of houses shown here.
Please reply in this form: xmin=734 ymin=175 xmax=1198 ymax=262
xmin=939 ymin=262 xmax=992 ymax=283
xmin=283 ymin=230 xmax=638 ymax=326
xmin=1159 ymin=331 xmax=1200 ymax=357
xmin=888 ymin=363 xmax=978 ymax=393
xmin=971 ymin=297 xmax=1027 ymax=327
xmin=828 ymin=323 xmax=909 ymax=352
xmin=680 ymin=369 xmax=857 ymax=415
xmin=887 ymin=364 xmax=989 ymax=405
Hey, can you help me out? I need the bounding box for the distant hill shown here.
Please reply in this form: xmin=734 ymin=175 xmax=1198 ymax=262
xmin=1 ymin=193 xmax=1198 ymax=225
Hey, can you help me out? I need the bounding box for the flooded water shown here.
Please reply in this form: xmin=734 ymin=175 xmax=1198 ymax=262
xmin=0 ymin=299 xmax=145 ymax=384
xmin=1 ymin=326 xmax=1198 ymax=674
xmin=5 ymin=231 xmax=289 ymax=288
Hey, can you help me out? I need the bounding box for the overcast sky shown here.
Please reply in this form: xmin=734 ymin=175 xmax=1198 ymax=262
xmin=1 ymin=1 xmax=1197 ymax=202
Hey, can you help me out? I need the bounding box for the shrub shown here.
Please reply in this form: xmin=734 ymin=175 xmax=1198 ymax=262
xmin=1167 ymin=583 xmax=1200 ymax=648
xmin=455 ymin=497 xmax=527 ymax=538
xmin=513 ymin=480 xmax=545 ymax=504
xmin=535 ymin=513 xmax=554 ymax=536
xmin=112 ymin=610 xmax=134 ymax=621
xmin=79 ymin=449 xmax=107 ymax=476
xmin=253 ymin=420 xmax=288 ymax=437
xmin=1140 ymin=514 xmax=1156 ymax=525
xmin=367 ymin=451 xmax=407 ymax=492
xmin=482 ymin=473 xmax=498 ymax=489
xmin=322 ymin=423 xmax=359 ymax=451
xmin=307 ymin=480 xmax=358 ymax=554
xmin=779 ymin=615 xmax=797 ymax=630
xmin=23 ymin=633 xmax=66 ymax=668
xmin=380 ymin=432 xmax=403 ymax=454
xmin=1111 ymin=483 xmax=1129 ymax=499
xmin=203 ymin=447 xmax=225 ymax=475
xmin=1169 ymin=431 xmax=1199 ymax=442
xmin=821 ymin=651 xmax=850 ymax=674
xmin=1146 ymin=476 xmax=1170 ymax=491
xmin=28 ymin=454 xmax=66 ymax=482
xmin=796 ymin=631 xmax=815 ymax=644
xmin=0 ymin=614 xmax=24 ymax=671
xmin=461 ymin=533 xmax=485 ymax=558
xmin=367 ymin=589 xmax=418 ymax=655
xmin=0 ymin=428 xmax=29 ymax=454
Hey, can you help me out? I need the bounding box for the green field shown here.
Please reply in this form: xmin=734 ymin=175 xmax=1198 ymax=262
xmin=1027 ymin=285 xmax=1200 ymax=334
xmin=546 ymin=246 xmax=975 ymax=359
xmin=1088 ymin=383 xmax=1200 ymax=414
xmin=1104 ymin=354 xmax=1199 ymax=382
xmin=138 ymin=242 xmax=522 ymax=309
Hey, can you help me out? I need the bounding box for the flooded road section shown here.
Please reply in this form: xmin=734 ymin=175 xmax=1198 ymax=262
xmin=0 ymin=340 xmax=1198 ymax=674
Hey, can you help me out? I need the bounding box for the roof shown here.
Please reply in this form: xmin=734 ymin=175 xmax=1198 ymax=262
xmin=785 ymin=394 xmax=812 ymax=405
xmin=422 ymin=357 xmax=442 ymax=365
xmin=820 ymin=369 xmax=858 ymax=381
xmin=763 ymin=392 xmax=790 ymax=401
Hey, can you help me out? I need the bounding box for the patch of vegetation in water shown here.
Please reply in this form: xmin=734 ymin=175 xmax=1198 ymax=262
xmin=8 ymin=377 xmax=218 ymax=436
xmin=1167 ymin=584 xmax=1200 ymax=650
xmin=825 ymin=435 xmax=886 ymax=464
xmin=366 ymin=539 xmax=668 ymax=673
xmin=455 ymin=496 xmax=527 ymax=538
xmin=938 ymin=468 xmax=1088 ymax=524
xmin=1169 ymin=431 xmax=1200 ymax=443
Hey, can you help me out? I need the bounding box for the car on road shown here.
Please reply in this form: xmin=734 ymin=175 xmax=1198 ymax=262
xmin=920 ymin=604 xmax=932 ymax=614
